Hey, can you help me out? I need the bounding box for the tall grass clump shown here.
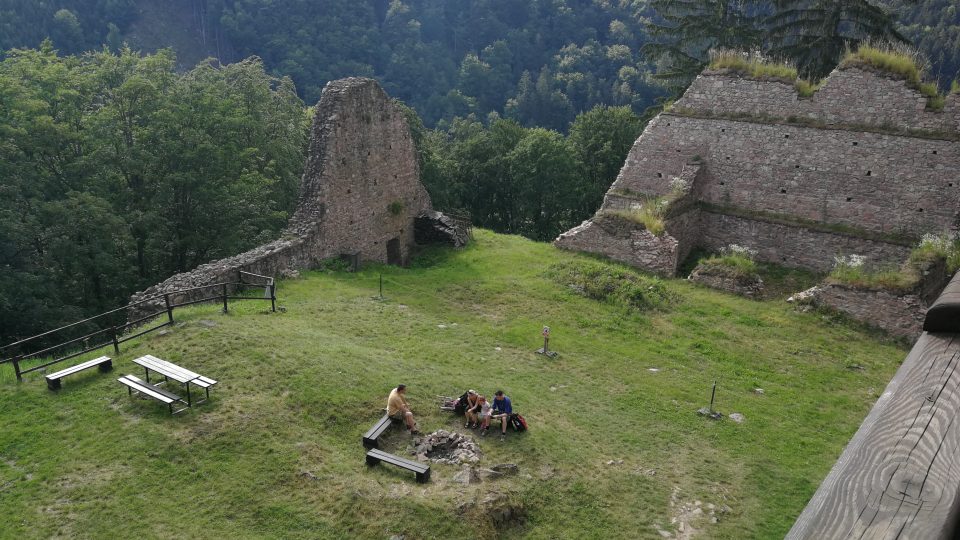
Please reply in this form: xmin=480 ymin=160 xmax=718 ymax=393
xmin=829 ymin=254 xmax=917 ymax=291
xmin=952 ymin=80 xmax=959 ymax=94
xmin=709 ymin=49 xmax=798 ymax=82
xmin=910 ymin=232 xmax=960 ymax=272
xmin=709 ymin=49 xmax=822 ymax=97
xmin=697 ymin=245 xmax=760 ymax=280
xmin=842 ymin=43 xmax=947 ymax=110
xmin=547 ymin=260 xmax=678 ymax=311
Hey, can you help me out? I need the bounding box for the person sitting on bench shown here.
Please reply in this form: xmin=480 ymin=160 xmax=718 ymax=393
xmin=491 ymin=390 xmax=513 ymax=441
xmin=458 ymin=389 xmax=479 ymax=423
xmin=387 ymin=384 xmax=420 ymax=435
xmin=474 ymin=395 xmax=494 ymax=433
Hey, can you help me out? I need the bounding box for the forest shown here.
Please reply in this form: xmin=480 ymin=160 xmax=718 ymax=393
xmin=0 ymin=0 xmax=958 ymax=342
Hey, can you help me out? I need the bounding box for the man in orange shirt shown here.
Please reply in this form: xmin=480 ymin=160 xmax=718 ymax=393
xmin=387 ymin=384 xmax=419 ymax=435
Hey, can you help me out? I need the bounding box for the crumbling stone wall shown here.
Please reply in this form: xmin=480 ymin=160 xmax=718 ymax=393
xmin=129 ymin=78 xmax=432 ymax=319
xmin=556 ymin=65 xmax=960 ymax=277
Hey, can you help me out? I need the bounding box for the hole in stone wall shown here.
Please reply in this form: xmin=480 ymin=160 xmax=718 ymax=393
xmin=721 ymin=129 xmax=726 ymax=133
xmin=676 ymin=149 xmax=681 ymax=153
xmin=933 ymin=150 xmax=938 ymax=155
xmin=846 ymin=197 xmax=853 ymax=202
xmin=657 ymin=173 xmax=663 ymax=178
xmin=918 ymin=208 xmax=924 ymax=212
xmin=950 ymin=183 xmax=954 ymax=187
xmin=347 ymin=189 xmax=351 ymax=194
xmin=667 ymin=122 xmax=671 ymax=126
xmin=853 ymin=142 xmax=858 ymax=146
xmin=784 ymin=135 xmax=790 ymax=139
xmin=780 ymin=189 xmax=787 ymax=194
xmin=726 ymin=156 xmax=730 ymax=160
xmin=795 ymin=165 xmax=800 ymax=168
xmin=719 ymin=182 xmax=725 ymax=186
xmin=866 ymin=171 xmax=872 ymax=176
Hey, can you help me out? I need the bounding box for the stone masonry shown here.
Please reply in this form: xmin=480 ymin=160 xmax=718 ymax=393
xmin=129 ymin=78 xmax=432 ymax=319
xmin=556 ymin=64 xmax=960 ymax=276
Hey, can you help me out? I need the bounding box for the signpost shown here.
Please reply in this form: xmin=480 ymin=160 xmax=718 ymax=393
xmin=535 ymin=325 xmax=558 ymax=358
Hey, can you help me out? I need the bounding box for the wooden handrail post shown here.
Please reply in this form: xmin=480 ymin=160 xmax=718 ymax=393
xmin=270 ymin=281 xmax=276 ymax=313
xmin=164 ymin=294 xmax=174 ymax=324
xmin=111 ymin=327 xmax=120 ymax=355
xmin=13 ymin=355 xmax=22 ymax=382
xmin=222 ymin=284 xmax=228 ymax=314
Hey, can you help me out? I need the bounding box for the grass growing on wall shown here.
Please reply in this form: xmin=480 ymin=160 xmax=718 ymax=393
xmin=0 ymin=230 xmax=907 ymax=539
xmin=708 ymin=49 xmax=822 ymax=98
xmin=841 ymin=44 xmax=949 ymax=110
xmin=829 ymin=234 xmax=960 ymax=291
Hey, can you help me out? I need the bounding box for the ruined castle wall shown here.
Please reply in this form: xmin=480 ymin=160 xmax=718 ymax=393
xmin=611 ymin=115 xmax=959 ymax=239
xmin=290 ymin=78 xmax=430 ymax=265
xmin=558 ymin=66 xmax=959 ymax=279
xmin=677 ymin=67 xmax=960 ymax=133
xmin=129 ymin=78 xmax=431 ymax=318
xmin=699 ymin=212 xmax=912 ymax=273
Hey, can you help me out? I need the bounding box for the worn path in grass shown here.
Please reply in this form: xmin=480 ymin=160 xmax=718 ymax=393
xmin=0 ymin=230 xmax=906 ymax=539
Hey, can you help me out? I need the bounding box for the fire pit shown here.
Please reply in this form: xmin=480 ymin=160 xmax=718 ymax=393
xmin=412 ymin=430 xmax=482 ymax=465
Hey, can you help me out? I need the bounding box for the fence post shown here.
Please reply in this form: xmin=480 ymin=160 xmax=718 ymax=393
xmin=270 ymin=281 xmax=276 ymax=313
xmin=164 ymin=294 xmax=174 ymax=324
xmin=111 ymin=327 xmax=120 ymax=355
xmin=222 ymin=284 xmax=228 ymax=314
xmin=13 ymin=355 xmax=22 ymax=382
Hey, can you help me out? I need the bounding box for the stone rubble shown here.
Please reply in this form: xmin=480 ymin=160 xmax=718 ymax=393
xmin=411 ymin=430 xmax=481 ymax=465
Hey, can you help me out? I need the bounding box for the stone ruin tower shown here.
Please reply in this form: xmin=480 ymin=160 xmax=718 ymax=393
xmin=556 ymin=63 xmax=960 ymax=276
xmin=128 ymin=77 xmax=436 ymax=316
xmin=289 ymin=77 xmax=431 ymax=266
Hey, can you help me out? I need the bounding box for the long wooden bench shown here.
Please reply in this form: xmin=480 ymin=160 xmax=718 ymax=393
xmin=45 ymin=356 xmax=112 ymax=390
xmin=117 ymin=374 xmax=188 ymax=415
xmin=362 ymin=413 xmax=397 ymax=449
xmin=365 ymin=448 xmax=430 ymax=483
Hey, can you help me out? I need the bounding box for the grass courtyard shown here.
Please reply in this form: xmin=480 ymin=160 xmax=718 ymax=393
xmin=0 ymin=230 xmax=907 ymax=539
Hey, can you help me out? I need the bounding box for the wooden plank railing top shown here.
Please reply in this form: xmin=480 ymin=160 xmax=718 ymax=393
xmin=790 ymin=270 xmax=960 ymax=539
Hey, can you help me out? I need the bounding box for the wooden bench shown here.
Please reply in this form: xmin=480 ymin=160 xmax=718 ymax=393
xmin=365 ymin=448 xmax=430 ymax=483
xmin=45 ymin=356 xmax=112 ymax=390
xmin=362 ymin=414 xmax=396 ymax=449
xmin=117 ymin=374 xmax=188 ymax=415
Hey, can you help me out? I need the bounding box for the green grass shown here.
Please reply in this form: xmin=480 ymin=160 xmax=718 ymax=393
xmin=596 ymin=200 xmax=667 ymax=236
xmin=0 ymin=231 xmax=907 ymax=538
xmin=841 ymin=44 xmax=948 ymax=110
xmin=708 ymin=50 xmax=798 ymax=82
xmin=708 ymin=50 xmax=824 ymax=98
xmin=697 ymin=254 xmax=759 ymax=280
xmin=829 ymin=233 xmax=959 ymax=292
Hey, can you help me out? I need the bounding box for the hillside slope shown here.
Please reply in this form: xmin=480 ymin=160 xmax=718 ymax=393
xmin=0 ymin=231 xmax=906 ymax=538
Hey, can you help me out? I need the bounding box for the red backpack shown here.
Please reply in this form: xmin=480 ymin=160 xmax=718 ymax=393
xmin=510 ymin=413 xmax=528 ymax=432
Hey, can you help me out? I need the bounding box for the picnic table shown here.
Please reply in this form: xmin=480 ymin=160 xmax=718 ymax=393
xmin=133 ymin=355 xmax=214 ymax=407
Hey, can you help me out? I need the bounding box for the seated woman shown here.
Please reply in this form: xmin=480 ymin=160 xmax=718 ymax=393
xmin=455 ymin=389 xmax=479 ymax=417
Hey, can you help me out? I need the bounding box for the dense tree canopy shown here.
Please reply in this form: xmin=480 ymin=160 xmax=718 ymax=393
xmin=0 ymin=45 xmax=307 ymax=343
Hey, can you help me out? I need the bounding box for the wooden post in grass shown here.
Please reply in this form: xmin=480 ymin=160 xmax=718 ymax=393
xmin=270 ymin=280 xmax=276 ymax=313
xmin=111 ymin=327 xmax=120 ymax=355
xmin=222 ymin=284 xmax=228 ymax=313
xmin=164 ymin=294 xmax=173 ymax=324
xmin=13 ymin=355 xmax=22 ymax=382
xmin=709 ymin=381 xmax=717 ymax=413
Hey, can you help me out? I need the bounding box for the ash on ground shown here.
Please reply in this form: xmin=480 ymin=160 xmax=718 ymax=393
xmin=412 ymin=430 xmax=482 ymax=465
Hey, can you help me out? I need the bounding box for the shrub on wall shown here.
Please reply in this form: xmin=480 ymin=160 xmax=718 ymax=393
xmin=696 ymin=245 xmax=760 ymax=281
xmin=547 ymin=260 xmax=678 ymax=311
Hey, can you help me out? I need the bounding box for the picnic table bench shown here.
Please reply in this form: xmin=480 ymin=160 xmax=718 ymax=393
xmin=362 ymin=413 xmax=397 ymax=449
xmin=133 ymin=355 xmax=217 ymax=406
xmin=45 ymin=356 xmax=112 ymax=390
xmin=366 ymin=448 xmax=431 ymax=483
xmin=118 ymin=374 xmax=188 ymax=414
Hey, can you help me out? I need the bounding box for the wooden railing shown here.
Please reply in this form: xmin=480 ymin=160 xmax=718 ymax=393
xmin=0 ymin=270 xmax=276 ymax=382
xmin=788 ymin=271 xmax=960 ymax=539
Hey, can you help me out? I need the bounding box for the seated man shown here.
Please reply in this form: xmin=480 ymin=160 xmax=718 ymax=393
xmin=387 ymin=384 xmax=420 ymax=435
xmin=490 ymin=390 xmax=513 ymax=441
